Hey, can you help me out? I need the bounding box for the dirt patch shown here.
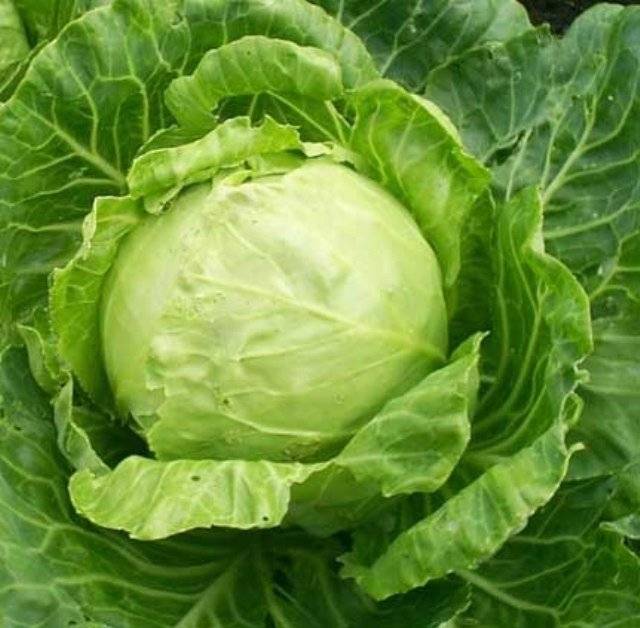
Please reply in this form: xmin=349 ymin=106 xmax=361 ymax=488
xmin=521 ymin=0 xmax=639 ymax=33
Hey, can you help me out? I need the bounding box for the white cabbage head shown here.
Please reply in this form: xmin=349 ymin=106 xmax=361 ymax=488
xmin=101 ymin=161 xmax=447 ymax=461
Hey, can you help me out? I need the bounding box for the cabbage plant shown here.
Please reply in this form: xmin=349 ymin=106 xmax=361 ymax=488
xmin=1 ymin=1 xmax=639 ymax=626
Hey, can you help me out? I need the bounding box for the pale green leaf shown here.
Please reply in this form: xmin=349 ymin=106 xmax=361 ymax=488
xmin=337 ymin=333 xmax=482 ymax=496
xmin=348 ymin=79 xmax=490 ymax=286
xmin=465 ymin=188 xmax=591 ymax=468
xmin=0 ymin=0 xmax=29 ymax=72
xmin=16 ymin=306 xmax=64 ymax=394
xmin=53 ymin=378 xmax=110 ymax=475
xmin=166 ymin=36 xmax=344 ymax=130
xmin=50 ymin=196 xmax=145 ymax=408
xmin=341 ymin=402 xmax=577 ymax=600
xmin=69 ymin=455 xmax=319 ymax=539
xmin=128 ymin=116 xmax=302 ymax=210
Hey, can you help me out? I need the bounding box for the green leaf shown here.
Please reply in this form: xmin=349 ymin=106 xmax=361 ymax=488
xmin=12 ymin=0 xmax=109 ymax=43
xmin=16 ymin=306 xmax=64 ymax=393
xmin=424 ymin=27 xmax=557 ymax=162
xmin=288 ymin=335 xmax=483 ymax=536
xmin=233 ymin=92 xmax=351 ymax=143
xmin=423 ymin=6 xmax=640 ymax=298
xmin=569 ymin=299 xmax=640 ymax=480
xmin=340 ymin=399 xmax=578 ymax=600
xmin=69 ymin=456 xmax=319 ymax=540
xmin=0 ymin=0 xmax=190 ymax=333
xmin=501 ymin=4 xmax=640 ymax=280
xmin=166 ymin=36 xmax=344 ymax=130
xmin=273 ymin=562 xmax=470 ymax=628
xmin=466 ymin=188 xmax=591 ymax=466
xmin=50 ymin=196 xmax=145 ymax=408
xmin=313 ymin=0 xmax=531 ymax=90
xmin=128 ymin=116 xmax=302 ymax=210
xmin=173 ymin=552 xmax=270 ymax=627
xmin=423 ymin=5 xmax=640 ymax=484
xmin=447 ymin=192 xmax=495 ymax=347
xmin=0 ymin=0 xmax=29 ymax=72
xmin=460 ymin=478 xmax=640 ymax=626
xmin=0 ymin=1 xmax=108 ymax=102
xmin=337 ymin=333 xmax=482 ymax=496
xmin=182 ymin=0 xmax=378 ymax=88
xmin=602 ymin=469 xmax=640 ymax=540
xmin=348 ymin=79 xmax=490 ymax=286
xmin=423 ymin=5 xmax=640 ymax=303
xmin=53 ymin=378 xmax=110 ymax=475
xmin=568 ymin=215 xmax=640 ymax=482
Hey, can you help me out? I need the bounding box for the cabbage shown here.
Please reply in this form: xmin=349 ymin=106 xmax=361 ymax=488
xmin=0 ymin=1 xmax=638 ymax=625
xmin=102 ymin=161 xmax=447 ymax=460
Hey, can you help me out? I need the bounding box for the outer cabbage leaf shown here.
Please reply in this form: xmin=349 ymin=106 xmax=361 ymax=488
xmin=0 ymin=0 xmax=29 ymax=76
xmin=16 ymin=305 xmax=64 ymax=394
xmin=0 ymin=0 xmax=108 ymax=100
xmin=424 ymin=26 xmax=557 ymax=163
xmin=56 ymin=334 xmax=479 ymax=540
xmin=460 ymin=478 xmax=640 ymax=627
xmin=339 ymin=188 xmax=591 ymax=599
xmin=0 ymin=347 xmax=473 ymax=626
xmin=165 ymin=36 xmax=345 ymax=131
xmin=50 ymin=196 xmax=145 ymax=408
xmin=181 ymin=0 xmax=379 ymax=87
xmin=312 ymin=0 xmax=531 ymax=90
xmin=70 ymin=456 xmax=320 ymax=539
xmin=462 ymin=188 xmax=591 ymax=467
xmin=348 ymin=79 xmax=490 ymax=287
xmin=423 ymin=4 xmax=640 ymax=485
xmin=0 ymin=0 xmax=190 ymax=334
xmin=570 ymin=297 xmax=640 ymax=480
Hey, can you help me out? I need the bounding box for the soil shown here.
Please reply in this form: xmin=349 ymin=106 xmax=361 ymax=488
xmin=520 ymin=0 xmax=639 ymax=33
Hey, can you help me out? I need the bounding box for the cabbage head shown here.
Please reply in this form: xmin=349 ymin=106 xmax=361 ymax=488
xmin=100 ymin=160 xmax=447 ymax=462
